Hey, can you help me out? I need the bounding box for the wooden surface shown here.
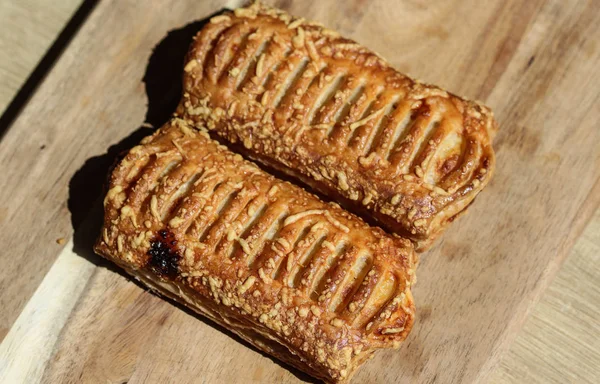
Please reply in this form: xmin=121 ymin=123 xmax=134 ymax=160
xmin=490 ymin=209 xmax=600 ymax=384
xmin=0 ymin=0 xmax=599 ymax=383
xmin=0 ymin=0 xmax=82 ymax=115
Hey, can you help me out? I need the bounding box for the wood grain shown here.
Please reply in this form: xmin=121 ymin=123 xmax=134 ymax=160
xmin=490 ymin=209 xmax=600 ymax=384
xmin=0 ymin=0 xmax=599 ymax=383
xmin=0 ymin=0 xmax=82 ymax=115
xmin=0 ymin=240 xmax=96 ymax=384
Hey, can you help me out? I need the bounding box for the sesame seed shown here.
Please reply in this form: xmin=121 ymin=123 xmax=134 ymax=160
xmin=292 ymin=28 xmax=305 ymax=48
xmin=169 ymin=216 xmax=185 ymax=228
xmin=298 ymin=307 xmax=309 ymax=317
xmin=210 ymin=15 xmax=230 ymax=24
xmin=331 ymin=318 xmax=344 ymax=327
xmin=433 ymin=186 xmax=449 ymax=196
xmin=260 ymin=92 xmax=269 ymax=106
xmin=227 ymin=229 xmax=236 ymax=241
xmin=234 ymin=8 xmax=257 ymax=18
xmin=415 ymin=165 xmax=424 ymax=178
xmin=184 ymin=60 xmax=198 ymax=73
xmin=288 ymin=18 xmax=305 ymax=29
xmin=337 ymin=171 xmax=349 ymax=191
xmin=238 ymin=276 xmax=256 ymax=294
xmin=238 ymin=238 xmax=251 ymax=254
xmin=408 ymin=207 xmax=418 ymax=220
xmin=382 ymin=327 xmax=405 ymax=335
xmin=255 ymin=54 xmax=265 ymax=77
xmin=311 ymin=306 xmax=322 ymax=317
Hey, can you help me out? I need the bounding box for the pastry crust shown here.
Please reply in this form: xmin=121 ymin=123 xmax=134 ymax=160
xmin=177 ymin=2 xmax=497 ymax=250
xmin=95 ymin=119 xmax=416 ymax=383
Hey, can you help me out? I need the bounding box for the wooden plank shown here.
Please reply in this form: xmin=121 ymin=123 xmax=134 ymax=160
xmin=0 ymin=0 xmax=599 ymax=383
xmin=491 ymin=209 xmax=600 ymax=383
xmin=0 ymin=0 xmax=82 ymax=114
xmin=39 ymin=269 xmax=308 ymax=383
xmin=0 ymin=240 xmax=96 ymax=383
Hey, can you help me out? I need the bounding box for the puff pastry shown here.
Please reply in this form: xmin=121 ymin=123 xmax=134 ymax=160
xmin=177 ymin=2 xmax=497 ymax=250
xmin=95 ymin=119 xmax=416 ymax=383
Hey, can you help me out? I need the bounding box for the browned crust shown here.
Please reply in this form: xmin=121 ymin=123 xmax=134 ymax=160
xmin=177 ymin=2 xmax=497 ymax=250
xmin=95 ymin=119 xmax=417 ymax=383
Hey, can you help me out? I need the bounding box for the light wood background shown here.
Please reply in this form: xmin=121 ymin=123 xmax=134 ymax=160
xmin=0 ymin=0 xmax=598 ymax=383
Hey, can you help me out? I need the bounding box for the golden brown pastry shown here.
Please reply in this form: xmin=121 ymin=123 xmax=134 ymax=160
xmin=177 ymin=2 xmax=497 ymax=250
xmin=95 ymin=119 xmax=416 ymax=383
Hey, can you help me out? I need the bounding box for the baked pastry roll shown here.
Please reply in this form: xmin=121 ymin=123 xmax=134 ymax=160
xmin=95 ymin=119 xmax=416 ymax=383
xmin=177 ymin=2 xmax=497 ymax=250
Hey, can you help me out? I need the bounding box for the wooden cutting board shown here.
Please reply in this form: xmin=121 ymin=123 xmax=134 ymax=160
xmin=1 ymin=0 xmax=599 ymax=383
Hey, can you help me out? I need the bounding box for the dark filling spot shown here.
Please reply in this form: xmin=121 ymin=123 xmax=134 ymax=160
xmin=148 ymin=229 xmax=180 ymax=278
xmin=440 ymin=154 xmax=460 ymax=176
xmin=482 ymin=157 xmax=490 ymax=169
